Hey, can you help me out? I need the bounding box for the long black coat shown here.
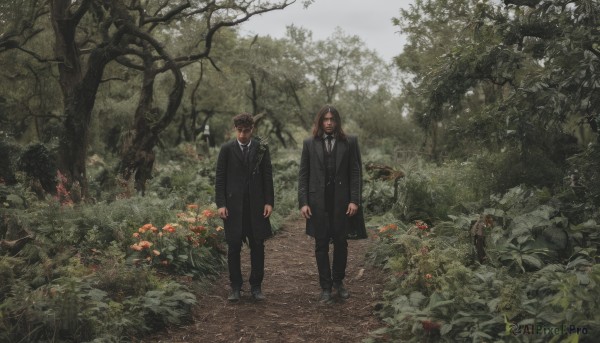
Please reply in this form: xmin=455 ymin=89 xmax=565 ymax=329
xmin=215 ymin=138 xmax=274 ymax=244
xmin=298 ymin=135 xmax=367 ymax=240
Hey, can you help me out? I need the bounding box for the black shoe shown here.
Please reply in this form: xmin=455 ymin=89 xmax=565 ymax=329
xmin=228 ymin=289 xmax=241 ymax=302
xmin=319 ymin=289 xmax=332 ymax=303
xmin=251 ymin=286 xmax=265 ymax=301
xmin=334 ymin=282 xmax=349 ymax=299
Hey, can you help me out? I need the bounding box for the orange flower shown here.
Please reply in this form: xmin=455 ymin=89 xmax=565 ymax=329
xmin=152 ymin=249 xmax=161 ymax=256
xmin=162 ymin=224 xmax=176 ymax=233
xmin=202 ymin=209 xmax=215 ymax=218
xmin=130 ymin=244 xmax=143 ymax=251
xmin=139 ymin=240 xmax=153 ymax=249
xmin=138 ymin=223 xmax=153 ymax=233
xmin=379 ymin=223 xmax=398 ymax=233
xmin=150 ymin=226 xmax=158 ymax=233
xmin=190 ymin=225 xmax=206 ymax=234
xmin=425 ymin=273 xmax=433 ymax=279
xmin=187 ymin=204 xmax=199 ymax=210
xmin=132 ymin=232 xmax=140 ymax=238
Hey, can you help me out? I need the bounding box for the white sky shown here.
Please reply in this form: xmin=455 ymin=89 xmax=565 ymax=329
xmin=239 ymin=0 xmax=415 ymax=63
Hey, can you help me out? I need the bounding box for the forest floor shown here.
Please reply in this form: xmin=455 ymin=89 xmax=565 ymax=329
xmin=141 ymin=218 xmax=387 ymax=342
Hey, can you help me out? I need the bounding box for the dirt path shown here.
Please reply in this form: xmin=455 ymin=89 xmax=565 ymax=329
xmin=144 ymin=219 xmax=386 ymax=342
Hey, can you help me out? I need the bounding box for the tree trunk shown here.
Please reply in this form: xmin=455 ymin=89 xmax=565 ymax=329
xmin=120 ymin=49 xmax=157 ymax=196
xmin=119 ymin=44 xmax=184 ymax=196
xmin=50 ymin=0 xmax=116 ymax=201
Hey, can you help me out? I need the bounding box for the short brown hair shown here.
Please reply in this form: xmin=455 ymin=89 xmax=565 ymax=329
xmin=233 ymin=113 xmax=254 ymax=128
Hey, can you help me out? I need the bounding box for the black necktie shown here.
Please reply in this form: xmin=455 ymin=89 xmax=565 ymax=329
xmin=326 ymin=135 xmax=333 ymax=153
xmin=241 ymin=144 xmax=249 ymax=162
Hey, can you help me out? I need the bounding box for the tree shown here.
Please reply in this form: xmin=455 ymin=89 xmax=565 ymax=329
xmin=0 ymin=0 xmax=46 ymax=54
xmin=8 ymin=0 xmax=293 ymax=200
xmin=393 ymin=0 xmax=599 ymax=188
xmin=393 ymin=0 xmax=496 ymax=160
xmin=228 ymin=33 xmax=309 ymax=147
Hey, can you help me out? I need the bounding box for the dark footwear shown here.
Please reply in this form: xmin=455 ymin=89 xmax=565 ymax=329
xmin=334 ymin=283 xmax=349 ymax=299
xmin=228 ymin=289 xmax=241 ymax=302
xmin=319 ymin=289 xmax=332 ymax=303
xmin=251 ymin=286 xmax=265 ymax=301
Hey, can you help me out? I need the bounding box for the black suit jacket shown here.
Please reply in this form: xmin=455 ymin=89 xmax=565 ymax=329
xmin=215 ymin=138 xmax=274 ymax=243
xmin=298 ymin=135 xmax=367 ymax=239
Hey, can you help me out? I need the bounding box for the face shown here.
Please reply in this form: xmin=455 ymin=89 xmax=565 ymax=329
xmin=321 ymin=112 xmax=336 ymax=135
xmin=235 ymin=126 xmax=253 ymax=144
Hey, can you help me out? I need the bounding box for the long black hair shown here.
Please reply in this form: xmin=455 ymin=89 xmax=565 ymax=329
xmin=311 ymin=105 xmax=347 ymax=140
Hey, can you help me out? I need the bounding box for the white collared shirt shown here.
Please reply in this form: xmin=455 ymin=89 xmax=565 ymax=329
xmin=322 ymin=134 xmax=336 ymax=151
xmin=237 ymin=140 xmax=251 ymax=151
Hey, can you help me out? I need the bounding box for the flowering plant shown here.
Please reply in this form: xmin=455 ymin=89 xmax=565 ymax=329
xmin=376 ymin=223 xmax=400 ymax=241
xmin=252 ymin=135 xmax=269 ymax=174
xmin=129 ymin=204 xmax=225 ymax=277
xmin=407 ymin=219 xmax=431 ymax=238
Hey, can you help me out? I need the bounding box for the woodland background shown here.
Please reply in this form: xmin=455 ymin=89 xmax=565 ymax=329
xmin=0 ymin=0 xmax=599 ymax=342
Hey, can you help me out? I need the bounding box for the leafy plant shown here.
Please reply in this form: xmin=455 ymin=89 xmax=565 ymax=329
xmin=128 ymin=204 xmax=225 ymax=278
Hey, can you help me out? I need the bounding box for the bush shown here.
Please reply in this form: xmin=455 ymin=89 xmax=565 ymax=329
xmin=394 ymin=159 xmax=482 ymax=222
xmin=567 ymin=143 xmax=600 ymax=206
xmin=17 ymin=143 xmax=57 ymax=195
xmin=367 ymin=185 xmax=600 ymax=343
xmin=0 ymin=136 xmax=21 ymax=186
xmin=471 ymin=149 xmax=564 ymax=195
xmin=0 ymin=193 xmax=226 ymax=342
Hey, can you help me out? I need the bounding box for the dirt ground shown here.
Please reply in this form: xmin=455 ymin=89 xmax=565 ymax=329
xmin=142 ymin=219 xmax=387 ymax=343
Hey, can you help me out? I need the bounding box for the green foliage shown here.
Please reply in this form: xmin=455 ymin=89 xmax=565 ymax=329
xmin=0 ymin=135 xmax=21 ymax=186
xmin=0 ymin=269 xmax=196 ymax=342
xmin=394 ymin=158 xmax=482 ymax=221
xmin=128 ymin=205 xmax=225 ymax=278
xmin=17 ymin=143 xmax=57 ymax=195
xmin=368 ymin=183 xmax=600 ymax=342
xmin=568 ymin=143 xmax=600 ymax=206
xmin=254 ymin=149 xmax=300 ymax=227
xmin=0 ymin=192 xmax=226 ymax=342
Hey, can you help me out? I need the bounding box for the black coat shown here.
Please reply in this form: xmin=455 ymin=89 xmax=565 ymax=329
xmin=215 ymin=138 xmax=274 ymax=243
xmin=298 ymin=135 xmax=367 ymax=240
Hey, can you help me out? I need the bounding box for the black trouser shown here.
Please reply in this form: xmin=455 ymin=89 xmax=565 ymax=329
xmin=315 ymin=184 xmax=348 ymax=290
xmin=227 ymin=192 xmax=265 ymax=290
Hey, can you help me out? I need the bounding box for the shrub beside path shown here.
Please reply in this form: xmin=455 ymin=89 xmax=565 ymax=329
xmin=143 ymin=218 xmax=386 ymax=342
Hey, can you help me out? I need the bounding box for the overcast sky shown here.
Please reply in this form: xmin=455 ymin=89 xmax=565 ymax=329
xmin=239 ymin=0 xmax=415 ymax=63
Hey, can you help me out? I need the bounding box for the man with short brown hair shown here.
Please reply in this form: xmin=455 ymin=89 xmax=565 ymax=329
xmin=215 ymin=113 xmax=274 ymax=301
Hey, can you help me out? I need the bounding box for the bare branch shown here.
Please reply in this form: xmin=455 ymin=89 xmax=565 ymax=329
xmin=16 ymin=46 xmax=61 ymax=63
xmin=100 ymin=76 xmax=127 ymax=83
xmin=503 ymin=0 xmax=541 ymax=7
xmin=72 ymin=0 xmax=94 ymax=25
xmin=181 ymin=0 xmax=294 ymax=62
xmin=142 ymin=1 xmax=191 ymax=30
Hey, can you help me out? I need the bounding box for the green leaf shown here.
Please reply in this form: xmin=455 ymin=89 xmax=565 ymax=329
xmin=409 ymin=291 xmax=426 ymax=307
xmin=522 ymin=254 xmax=543 ymax=269
xmin=429 ymin=299 xmax=455 ymax=310
xmin=440 ymin=323 xmax=453 ymax=335
xmin=575 ymin=272 xmax=590 ymax=285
